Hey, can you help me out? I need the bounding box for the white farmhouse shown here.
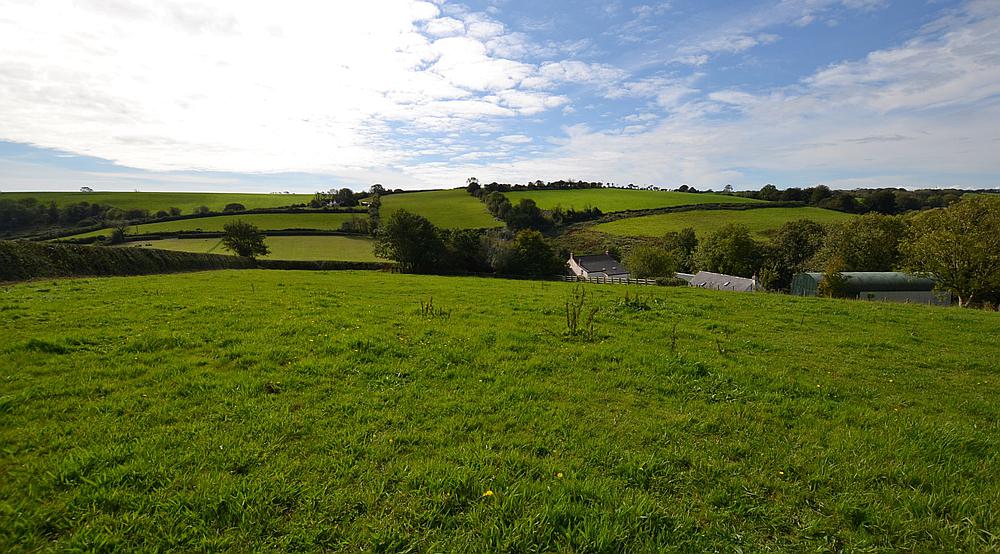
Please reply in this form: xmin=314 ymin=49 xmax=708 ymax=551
xmin=568 ymin=253 xmax=630 ymax=280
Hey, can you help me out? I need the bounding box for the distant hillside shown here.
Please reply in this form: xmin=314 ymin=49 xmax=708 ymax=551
xmin=124 ymin=235 xmax=382 ymax=262
xmin=380 ymin=189 xmax=502 ymax=229
xmin=62 ymin=213 xmax=363 ymax=239
xmin=505 ymin=189 xmax=762 ymax=213
xmin=596 ymin=207 xmax=855 ymax=239
xmin=0 ymin=191 xmax=312 ymax=213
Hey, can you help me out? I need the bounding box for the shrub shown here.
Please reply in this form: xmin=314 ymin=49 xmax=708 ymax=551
xmin=223 ymin=203 xmax=246 ymax=212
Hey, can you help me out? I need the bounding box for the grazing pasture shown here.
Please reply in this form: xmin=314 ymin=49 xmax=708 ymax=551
xmin=1 ymin=270 xmax=997 ymax=551
xmin=65 ymin=213 xmax=365 ymax=239
xmin=505 ymin=189 xmax=762 ymax=213
xmin=0 ymin=191 xmax=312 ymax=213
xmin=596 ymin=207 xmax=855 ymax=238
xmin=380 ymin=189 xmax=502 ymax=229
xmin=125 ymin=235 xmax=381 ymax=262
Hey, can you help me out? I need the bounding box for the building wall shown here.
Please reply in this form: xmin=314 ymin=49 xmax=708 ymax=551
xmin=858 ymin=290 xmax=951 ymax=306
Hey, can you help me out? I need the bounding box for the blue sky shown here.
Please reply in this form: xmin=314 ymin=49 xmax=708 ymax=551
xmin=1 ymin=0 xmax=998 ymax=192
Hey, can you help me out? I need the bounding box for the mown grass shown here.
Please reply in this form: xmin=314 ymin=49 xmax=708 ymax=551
xmin=0 ymin=192 xmax=312 ymax=213
xmin=1 ymin=271 xmax=997 ymax=551
xmin=596 ymin=207 xmax=855 ymax=238
xmin=380 ymin=189 xmax=502 ymax=229
xmin=124 ymin=236 xmax=381 ymax=262
xmin=65 ymin=213 xmax=365 ymax=239
xmin=505 ymin=189 xmax=763 ymax=213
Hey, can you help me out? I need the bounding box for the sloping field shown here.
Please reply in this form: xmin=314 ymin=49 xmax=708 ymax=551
xmin=596 ymin=207 xmax=855 ymax=238
xmin=380 ymin=189 xmax=501 ymax=229
xmin=505 ymin=189 xmax=762 ymax=212
xmin=0 ymin=191 xmax=312 ymax=213
xmin=2 ymin=271 xmax=997 ymax=551
xmin=66 ymin=213 xmax=364 ymax=239
xmin=125 ymin=235 xmax=380 ymax=262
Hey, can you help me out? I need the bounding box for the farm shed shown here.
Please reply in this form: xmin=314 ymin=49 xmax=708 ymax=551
xmin=689 ymin=271 xmax=759 ymax=292
xmin=567 ymin=253 xmax=629 ymax=279
xmin=791 ymin=272 xmax=950 ymax=305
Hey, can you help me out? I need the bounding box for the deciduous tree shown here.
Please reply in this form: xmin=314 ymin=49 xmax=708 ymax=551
xmin=902 ymin=196 xmax=1000 ymax=307
xmin=221 ymin=220 xmax=269 ymax=259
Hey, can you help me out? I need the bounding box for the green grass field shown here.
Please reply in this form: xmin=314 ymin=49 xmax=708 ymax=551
xmin=596 ymin=207 xmax=855 ymax=238
xmin=505 ymin=189 xmax=763 ymax=213
xmin=1 ymin=270 xmax=997 ymax=551
xmin=0 ymin=192 xmax=312 ymax=213
xmin=380 ymin=189 xmax=502 ymax=229
xmin=125 ymin=236 xmax=381 ymax=262
xmin=65 ymin=213 xmax=365 ymax=239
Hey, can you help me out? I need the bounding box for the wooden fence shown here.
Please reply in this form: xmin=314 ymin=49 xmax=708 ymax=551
xmin=559 ymin=275 xmax=657 ymax=286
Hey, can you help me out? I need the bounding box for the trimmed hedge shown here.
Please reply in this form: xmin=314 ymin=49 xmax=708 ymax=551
xmin=0 ymin=240 xmax=255 ymax=282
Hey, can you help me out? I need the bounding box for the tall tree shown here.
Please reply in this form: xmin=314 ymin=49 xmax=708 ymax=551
xmin=374 ymin=209 xmax=444 ymax=273
xmin=334 ymin=188 xmax=358 ymax=207
xmin=902 ymin=196 xmax=1000 ymax=307
xmin=624 ymin=246 xmax=677 ymax=278
xmin=695 ymin=224 xmax=762 ymax=277
xmin=763 ymin=219 xmax=827 ymax=290
xmin=221 ymin=220 xmax=269 ymax=259
xmin=810 ymin=213 xmax=907 ymax=272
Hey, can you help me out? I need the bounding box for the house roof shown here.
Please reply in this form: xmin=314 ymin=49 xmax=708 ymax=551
xmin=798 ymin=272 xmax=936 ymax=293
xmin=690 ymin=271 xmax=757 ymax=291
xmin=573 ymin=254 xmax=628 ymax=275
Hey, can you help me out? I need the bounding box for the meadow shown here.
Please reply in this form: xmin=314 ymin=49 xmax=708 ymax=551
xmin=595 ymin=207 xmax=856 ymax=238
xmin=65 ymin=213 xmax=365 ymax=239
xmin=125 ymin=236 xmax=381 ymax=262
xmin=1 ymin=270 xmax=996 ymax=551
xmin=505 ymin=189 xmax=762 ymax=213
xmin=380 ymin=189 xmax=502 ymax=229
xmin=0 ymin=192 xmax=312 ymax=213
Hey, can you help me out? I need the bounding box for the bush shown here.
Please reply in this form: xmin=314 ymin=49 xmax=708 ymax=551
xmin=655 ymin=276 xmax=689 ymax=287
xmin=223 ymin=203 xmax=246 ymax=212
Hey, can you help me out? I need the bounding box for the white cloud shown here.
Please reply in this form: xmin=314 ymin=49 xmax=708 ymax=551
xmin=404 ymin=4 xmax=1000 ymax=188
xmin=424 ymin=17 xmax=465 ymax=37
xmin=497 ymin=134 xmax=533 ymax=144
xmin=0 ymin=0 xmax=569 ymax=174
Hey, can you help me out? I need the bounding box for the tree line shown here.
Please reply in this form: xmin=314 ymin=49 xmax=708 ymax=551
xmin=735 ymin=184 xmax=991 ymax=214
xmin=373 ymin=209 xmax=563 ymax=277
xmin=465 ymin=178 xmax=603 ymax=230
xmin=621 ymin=195 xmax=1000 ymax=307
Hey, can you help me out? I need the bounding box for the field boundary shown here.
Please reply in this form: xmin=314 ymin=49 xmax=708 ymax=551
xmin=57 ymin=229 xmax=371 ymax=245
xmin=0 ymin=240 xmax=399 ymax=282
xmin=575 ymin=201 xmax=809 ymax=227
xmin=22 ymin=207 xmax=369 ymax=241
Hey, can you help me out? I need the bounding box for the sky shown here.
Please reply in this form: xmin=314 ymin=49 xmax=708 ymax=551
xmin=1 ymin=0 xmax=999 ymax=193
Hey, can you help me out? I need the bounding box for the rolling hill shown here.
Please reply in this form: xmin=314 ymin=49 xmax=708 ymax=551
xmin=63 ymin=213 xmax=365 ymax=239
xmin=596 ymin=207 xmax=855 ymax=238
xmin=0 ymin=191 xmax=312 ymax=213
xmin=124 ymin=235 xmax=381 ymax=262
xmin=379 ymin=189 xmax=502 ymax=229
xmin=504 ymin=189 xmax=762 ymax=213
